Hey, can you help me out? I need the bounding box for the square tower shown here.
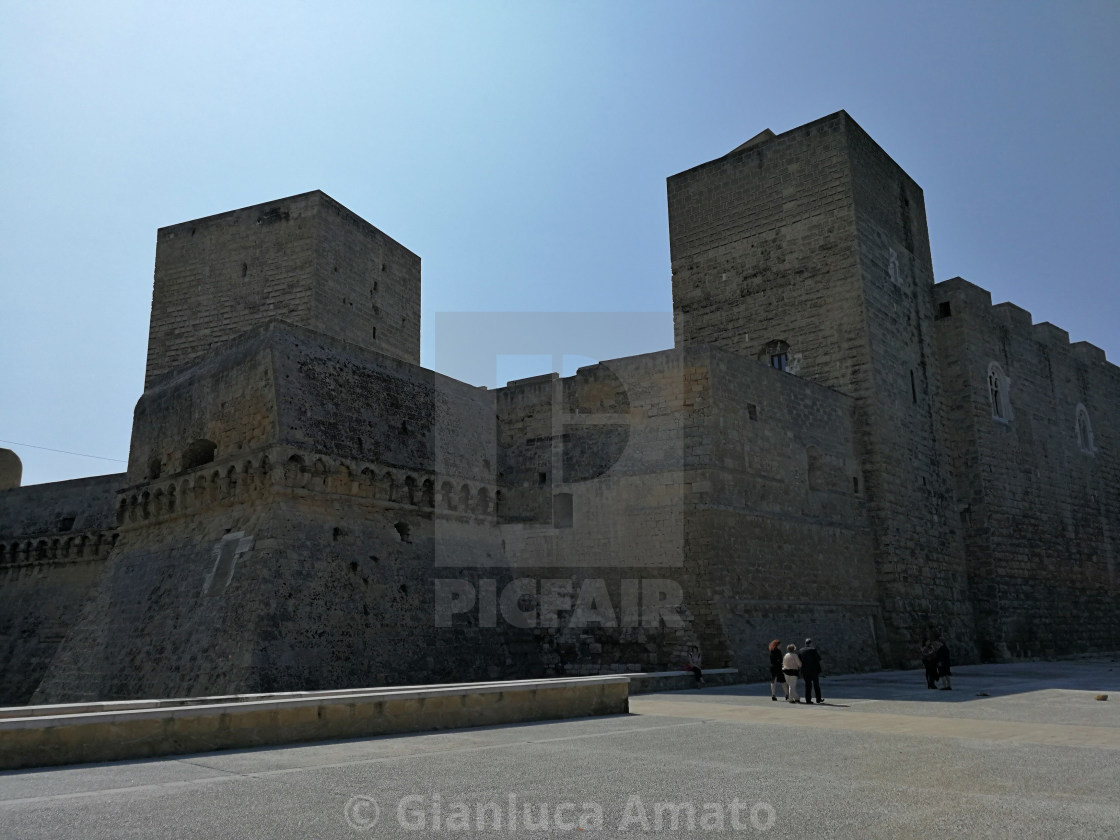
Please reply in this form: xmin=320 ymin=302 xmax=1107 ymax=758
xmin=145 ymin=191 xmax=420 ymax=388
xmin=668 ymin=111 xmax=974 ymax=664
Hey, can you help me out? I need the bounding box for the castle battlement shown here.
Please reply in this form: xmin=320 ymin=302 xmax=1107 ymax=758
xmin=935 ymin=277 xmax=1112 ymax=367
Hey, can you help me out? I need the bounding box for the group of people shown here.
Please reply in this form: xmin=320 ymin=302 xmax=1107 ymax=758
xmin=685 ymin=635 xmax=952 ymax=698
xmin=768 ymin=638 xmax=823 ymax=704
xmin=920 ymin=637 xmax=953 ymax=690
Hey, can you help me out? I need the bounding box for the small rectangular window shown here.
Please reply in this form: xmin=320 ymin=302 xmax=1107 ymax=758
xmin=910 ymin=370 xmax=917 ymax=404
xmin=937 ymin=301 xmax=952 ymax=319
xmin=747 ymin=403 xmax=758 ymax=421
xmin=770 ymin=353 xmax=788 ymax=371
xmin=538 ymin=471 xmax=547 ymax=486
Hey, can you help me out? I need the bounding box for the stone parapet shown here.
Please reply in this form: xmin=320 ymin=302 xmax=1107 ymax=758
xmin=0 ymin=676 xmax=629 ymax=770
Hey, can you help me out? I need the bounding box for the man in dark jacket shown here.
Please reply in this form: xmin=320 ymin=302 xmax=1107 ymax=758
xmin=799 ymin=639 xmax=823 ymax=704
xmin=935 ymin=637 xmax=952 ymax=690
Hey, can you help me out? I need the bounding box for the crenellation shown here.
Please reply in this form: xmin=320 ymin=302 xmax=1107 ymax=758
xmin=934 ymin=276 xmax=993 ymax=312
xmin=991 ymin=301 xmax=1033 ymax=329
xmin=1071 ymin=341 xmax=1107 ymax=365
xmin=1031 ymin=322 xmax=1070 ymax=348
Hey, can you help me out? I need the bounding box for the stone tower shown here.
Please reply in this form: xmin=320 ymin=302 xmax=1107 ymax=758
xmin=145 ymin=191 xmax=420 ymax=387
xmin=668 ymin=111 xmax=974 ymax=664
xmin=0 ymin=449 xmax=21 ymax=491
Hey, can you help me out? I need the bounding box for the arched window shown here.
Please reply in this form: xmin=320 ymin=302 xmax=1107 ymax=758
xmin=987 ymin=362 xmax=1011 ymax=421
xmin=380 ymin=472 xmax=396 ymax=502
xmin=761 ymin=339 xmax=791 ymax=372
xmin=1076 ymin=404 xmax=1095 ymax=455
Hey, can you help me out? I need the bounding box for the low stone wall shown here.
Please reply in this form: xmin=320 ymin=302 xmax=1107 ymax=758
xmin=626 ymin=668 xmax=739 ymax=694
xmin=0 ymin=676 xmax=629 ymax=771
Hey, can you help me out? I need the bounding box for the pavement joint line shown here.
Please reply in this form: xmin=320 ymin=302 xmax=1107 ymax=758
xmin=0 ymin=774 xmax=252 ymax=809
xmin=628 ymin=697 xmax=1120 ymax=749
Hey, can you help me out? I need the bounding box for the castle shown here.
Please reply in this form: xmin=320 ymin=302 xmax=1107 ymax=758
xmin=1 ymin=111 xmax=1116 ymax=705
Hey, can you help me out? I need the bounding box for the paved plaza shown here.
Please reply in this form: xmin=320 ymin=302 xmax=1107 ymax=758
xmin=1 ymin=659 xmax=1118 ymax=839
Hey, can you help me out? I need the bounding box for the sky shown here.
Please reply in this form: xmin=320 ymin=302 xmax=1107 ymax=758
xmin=1 ymin=0 xmax=1117 ymax=486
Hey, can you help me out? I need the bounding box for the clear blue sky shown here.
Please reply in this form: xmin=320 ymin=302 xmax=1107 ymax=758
xmin=2 ymin=1 xmax=1117 ymax=486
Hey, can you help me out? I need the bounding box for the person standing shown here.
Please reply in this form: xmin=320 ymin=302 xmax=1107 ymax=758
xmin=798 ymin=638 xmax=823 ymax=704
xmin=920 ymin=639 xmax=938 ymax=689
xmin=686 ymin=644 xmax=705 ymax=687
xmin=936 ymin=637 xmax=952 ymax=690
xmin=782 ymin=644 xmax=802 ymax=703
xmin=768 ymin=639 xmax=787 ymax=701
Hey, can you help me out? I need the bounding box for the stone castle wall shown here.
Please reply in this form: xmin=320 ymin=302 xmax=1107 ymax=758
xmin=668 ymin=113 xmax=863 ymax=387
xmin=691 ymin=346 xmax=880 ymax=678
xmin=31 ymin=323 xmax=888 ymax=702
xmin=146 ymin=191 xmax=420 ymax=388
xmin=669 ymin=112 xmax=975 ymax=665
xmin=934 ymin=277 xmax=1120 ymax=658
xmin=4 ymin=112 xmax=1117 ymax=705
xmin=845 ymin=119 xmax=975 ymax=666
xmin=0 ymin=475 xmax=122 ymax=703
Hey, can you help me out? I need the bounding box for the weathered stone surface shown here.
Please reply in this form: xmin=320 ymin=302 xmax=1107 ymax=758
xmin=0 ymin=475 xmax=122 ymax=703
xmin=669 ymin=112 xmax=978 ymax=665
xmin=0 ymin=449 xmax=21 ymax=491
xmin=145 ymin=190 xmax=420 ymax=388
xmin=2 ymin=110 xmax=1116 ymax=706
xmin=933 ymin=277 xmax=1120 ymax=660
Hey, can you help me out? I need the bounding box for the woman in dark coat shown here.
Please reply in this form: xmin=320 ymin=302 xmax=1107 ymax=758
xmin=768 ymin=639 xmax=787 ymax=701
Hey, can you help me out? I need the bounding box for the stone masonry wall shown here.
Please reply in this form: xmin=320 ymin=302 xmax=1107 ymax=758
xmin=0 ymin=474 xmax=122 ymax=703
xmin=845 ymin=120 xmax=975 ymax=666
xmin=668 ymin=112 xmax=975 ymax=666
xmin=692 ymin=346 xmax=880 ymax=677
xmin=310 ymin=195 xmax=421 ymax=370
xmin=127 ymin=326 xmax=280 ymax=487
xmin=13 ymin=113 xmax=1118 ymax=704
xmin=492 ymin=351 xmax=703 ymax=673
xmin=934 ymin=277 xmax=1120 ymax=659
xmin=668 ymin=112 xmax=864 ymax=389
xmin=146 ymin=191 xmax=419 ymax=387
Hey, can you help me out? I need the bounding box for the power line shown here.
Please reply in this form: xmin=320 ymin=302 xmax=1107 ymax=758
xmin=0 ymin=439 xmax=127 ymax=463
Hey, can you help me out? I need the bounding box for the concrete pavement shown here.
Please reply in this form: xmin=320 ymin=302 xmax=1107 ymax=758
xmin=1 ymin=658 xmax=1117 ymax=838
